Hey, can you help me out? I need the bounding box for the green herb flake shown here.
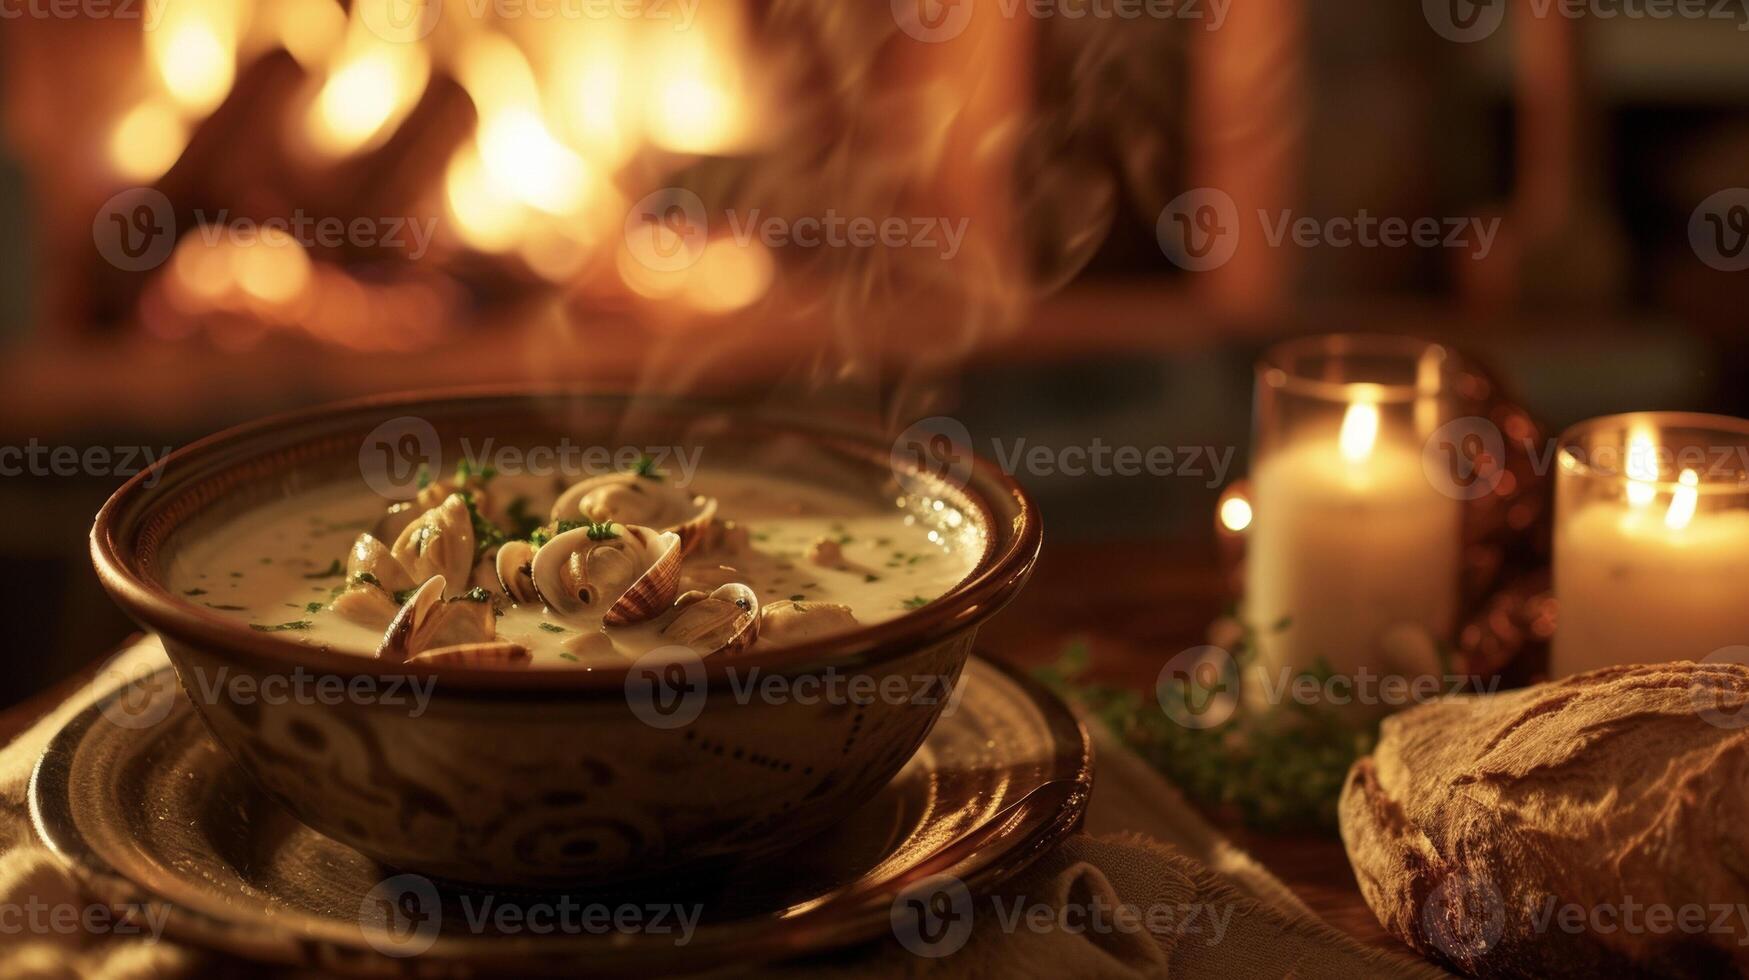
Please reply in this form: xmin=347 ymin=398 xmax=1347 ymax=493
xmin=204 ymin=603 xmax=248 ymax=611
xmin=183 ymin=588 xmax=208 ymax=597
xmin=537 ymin=622 xmax=567 ymax=634
xmin=789 ymin=594 xmax=806 ymax=602
xmin=902 ymin=596 xmax=929 ymax=609
xmin=558 ymin=652 xmax=580 ymax=662
xmin=864 ymin=573 xmax=881 ymax=583
xmin=250 ymin=620 xmax=313 ymax=632
xmin=631 ymin=454 xmax=665 ymax=480
xmin=305 ymin=601 xmax=325 ymax=613
xmin=458 ymin=586 xmax=493 ymax=603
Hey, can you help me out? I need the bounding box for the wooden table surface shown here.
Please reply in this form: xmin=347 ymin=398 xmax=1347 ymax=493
xmin=0 ymin=538 xmax=1404 ymax=955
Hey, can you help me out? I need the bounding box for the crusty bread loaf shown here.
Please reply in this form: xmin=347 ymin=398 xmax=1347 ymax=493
xmin=1339 ymin=661 xmax=1749 ymax=978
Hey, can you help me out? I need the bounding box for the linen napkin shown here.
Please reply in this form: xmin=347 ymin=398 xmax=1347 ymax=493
xmin=0 ymin=637 xmax=1447 ymax=979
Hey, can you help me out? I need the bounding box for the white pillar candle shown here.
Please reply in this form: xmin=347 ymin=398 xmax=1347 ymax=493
xmin=1245 ymin=400 xmax=1461 ymax=687
xmin=1552 ymin=469 xmax=1749 ymax=676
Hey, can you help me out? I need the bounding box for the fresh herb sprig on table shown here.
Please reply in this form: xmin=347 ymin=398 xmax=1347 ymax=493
xmin=1034 ymin=631 xmax=1376 ymax=832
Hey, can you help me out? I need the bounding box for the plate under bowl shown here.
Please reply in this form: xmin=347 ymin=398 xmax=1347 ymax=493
xmin=30 ymin=652 xmax=1091 ymax=976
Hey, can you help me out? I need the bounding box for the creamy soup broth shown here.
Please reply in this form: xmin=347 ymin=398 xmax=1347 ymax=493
xmin=167 ymin=468 xmax=983 ymax=667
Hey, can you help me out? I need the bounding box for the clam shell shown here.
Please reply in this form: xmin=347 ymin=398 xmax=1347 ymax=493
xmin=329 ymin=583 xmax=400 ymax=630
xmin=377 ymin=576 xmax=446 ymax=660
xmin=406 ymin=641 xmax=531 ymax=667
xmin=660 ymin=583 xmax=760 ymax=658
xmin=376 ymin=575 xmax=498 ymax=660
xmin=551 ymin=473 xmax=716 ymax=556
xmin=346 ymin=533 xmax=415 ymax=593
xmin=372 ymin=503 xmax=420 ymax=546
xmin=529 ymin=524 xmax=682 ymax=627
xmin=390 ymin=493 xmax=475 ymax=589
xmin=494 ymin=539 xmax=540 ymax=604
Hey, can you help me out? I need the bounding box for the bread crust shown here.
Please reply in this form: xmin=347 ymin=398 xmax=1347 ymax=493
xmin=1339 ymin=661 xmax=1749 ymax=978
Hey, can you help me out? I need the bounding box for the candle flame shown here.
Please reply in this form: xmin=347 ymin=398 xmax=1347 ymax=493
xmin=1665 ymin=468 xmax=1700 ymax=531
xmin=1626 ymin=426 xmax=1659 ymax=508
xmin=1339 ymin=400 xmax=1380 ymax=463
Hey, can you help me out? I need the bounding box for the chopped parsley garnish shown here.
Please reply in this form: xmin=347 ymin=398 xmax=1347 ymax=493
xmin=393 ymin=588 xmax=417 ymax=604
xmin=789 ymin=594 xmax=806 ymax=602
xmin=457 ymin=490 xmax=505 ymax=559
xmin=864 ymin=573 xmax=881 ymax=583
xmin=631 ymin=454 xmax=664 ymax=480
xmin=250 ymin=620 xmax=312 ymax=632
xmin=530 ymin=519 xmax=585 ymax=548
xmin=204 ymin=603 xmax=247 ymax=611
xmin=416 ymin=465 xmax=432 ymax=489
xmin=303 ymin=559 xmax=344 ymax=579
xmin=351 ymin=571 xmax=381 ymax=588
xmin=558 ymin=652 xmax=580 ymax=662
xmin=584 ymin=519 xmax=620 ymax=541
xmin=902 ymin=596 xmax=929 ymax=609
xmin=183 ymin=588 xmax=208 ymax=597
xmin=537 ymin=622 xmax=567 ymax=633
xmin=456 ymin=459 xmax=498 ymax=484
xmin=304 ymin=601 xmax=325 ymax=613
xmin=458 ymin=587 xmax=493 ymax=603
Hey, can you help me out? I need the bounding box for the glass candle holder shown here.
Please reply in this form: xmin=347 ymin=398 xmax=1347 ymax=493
xmin=1244 ymin=335 xmax=1481 ymax=697
xmin=1551 ymin=412 xmax=1749 ymax=678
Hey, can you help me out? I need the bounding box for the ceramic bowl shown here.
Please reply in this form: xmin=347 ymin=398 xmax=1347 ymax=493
xmin=90 ymin=390 xmax=1041 ymax=886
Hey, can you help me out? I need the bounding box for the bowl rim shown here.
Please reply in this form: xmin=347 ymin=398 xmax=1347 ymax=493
xmin=91 ymin=385 xmax=1042 ymax=697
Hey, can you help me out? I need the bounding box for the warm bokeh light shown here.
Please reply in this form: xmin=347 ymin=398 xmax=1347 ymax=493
xmin=274 ymin=0 xmax=347 ymax=69
xmin=681 ymin=239 xmax=773 ymax=313
xmin=1219 ymin=495 xmax=1254 ymax=533
xmin=616 ymin=243 xmax=690 ymax=299
xmin=478 ymin=109 xmax=592 ymax=216
xmin=1625 ymin=425 xmax=1658 ymax=508
xmin=108 ymin=100 xmax=189 ymax=181
xmin=232 ymin=229 xmax=313 ymax=308
xmin=150 ymin=12 xmax=237 ymax=115
xmin=445 ymin=147 xmax=528 ymax=254
xmin=307 ymin=42 xmax=429 ymax=158
xmin=645 ymin=39 xmax=744 ymax=155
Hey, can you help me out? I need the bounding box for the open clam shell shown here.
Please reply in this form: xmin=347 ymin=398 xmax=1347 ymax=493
xmin=494 ymin=539 xmax=540 ymax=604
xmin=390 ymin=494 xmax=475 ymax=590
xmin=529 ymin=524 xmax=682 ymax=627
xmin=660 ymin=583 xmax=760 ymax=658
xmin=376 ymin=575 xmax=499 ymax=661
xmin=550 ymin=473 xmax=717 ymax=556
